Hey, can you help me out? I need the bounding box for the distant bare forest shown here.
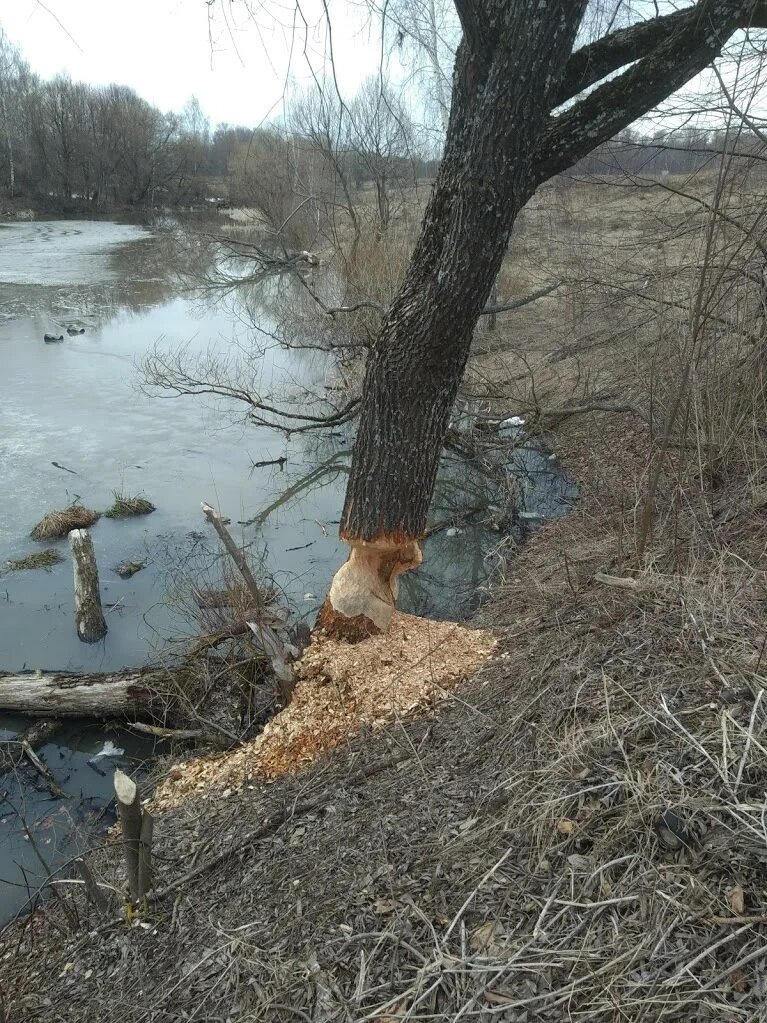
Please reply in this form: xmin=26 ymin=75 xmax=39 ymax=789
xmin=1 ymin=23 xmax=763 ymax=217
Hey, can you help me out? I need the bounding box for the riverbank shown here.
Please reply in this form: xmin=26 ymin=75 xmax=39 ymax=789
xmin=6 ymin=400 xmax=765 ymax=1021
xmin=3 ymin=179 xmax=766 ymax=1020
xmin=0 ymin=194 xmax=231 ymax=223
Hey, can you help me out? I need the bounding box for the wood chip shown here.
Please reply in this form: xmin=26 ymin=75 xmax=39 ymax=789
xmin=151 ymin=612 xmax=495 ymax=810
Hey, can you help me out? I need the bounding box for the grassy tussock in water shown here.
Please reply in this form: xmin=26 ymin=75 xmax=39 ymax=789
xmin=30 ymin=504 xmax=100 ymax=540
xmin=6 ymin=548 xmax=64 ymax=571
xmin=103 ymin=492 xmax=156 ymax=518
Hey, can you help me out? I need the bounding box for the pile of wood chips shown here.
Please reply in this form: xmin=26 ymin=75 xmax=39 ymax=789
xmin=152 ymin=612 xmax=495 ymax=810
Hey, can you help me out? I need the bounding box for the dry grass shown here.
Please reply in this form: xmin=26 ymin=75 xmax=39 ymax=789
xmin=5 ymin=548 xmax=64 ymax=571
xmin=29 ymin=504 xmax=99 ymax=540
xmin=103 ymin=492 xmax=155 ymax=518
xmin=4 ymin=176 xmax=767 ymax=1022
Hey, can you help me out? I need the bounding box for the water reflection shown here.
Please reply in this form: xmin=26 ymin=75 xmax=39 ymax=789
xmin=0 ymin=217 xmax=575 ymax=925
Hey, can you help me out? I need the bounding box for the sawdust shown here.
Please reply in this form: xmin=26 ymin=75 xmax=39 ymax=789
xmin=152 ymin=612 xmax=495 ymax=809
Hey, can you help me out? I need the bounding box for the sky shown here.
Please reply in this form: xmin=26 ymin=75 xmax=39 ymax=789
xmin=0 ymin=0 xmax=382 ymax=127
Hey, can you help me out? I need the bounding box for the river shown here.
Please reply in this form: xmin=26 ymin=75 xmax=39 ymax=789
xmin=0 ymin=217 xmax=575 ymax=923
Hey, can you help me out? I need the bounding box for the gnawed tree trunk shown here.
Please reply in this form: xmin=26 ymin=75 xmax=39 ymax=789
xmin=319 ymin=4 xmax=589 ymax=638
xmin=321 ymin=0 xmax=766 ymax=639
xmin=0 ymin=667 xmax=170 ymax=718
xmin=70 ymin=528 xmax=107 ymax=643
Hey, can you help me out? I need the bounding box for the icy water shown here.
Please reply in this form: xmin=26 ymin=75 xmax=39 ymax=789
xmin=0 ymin=218 xmax=575 ymax=923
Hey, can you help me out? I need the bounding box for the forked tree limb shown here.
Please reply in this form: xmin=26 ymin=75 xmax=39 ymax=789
xmin=557 ymin=1 xmax=767 ymax=107
xmin=537 ymin=1 xmax=754 ymax=183
xmin=202 ymin=501 xmax=296 ymax=690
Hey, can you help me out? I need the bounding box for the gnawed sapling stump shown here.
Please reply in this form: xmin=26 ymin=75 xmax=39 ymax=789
xmin=69 ymin=528 xmax=107 ymax=643
xmin=114 ymin=768 xmax=153 ymax=907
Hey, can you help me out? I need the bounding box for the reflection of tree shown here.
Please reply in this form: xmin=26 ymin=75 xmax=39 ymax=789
xmin=240 ymin=451 xmax=351 ymax=527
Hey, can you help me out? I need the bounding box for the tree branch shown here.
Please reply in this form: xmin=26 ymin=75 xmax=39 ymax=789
xmin=557 ymin=0 xmax=767 ymax=106
xmin=537 ymin=0 xmax=755 ymax=184
xmin=479 ymin=280 xmax=561 ymax=316
xmin=453 ymin=0 xmax=488 ymax=57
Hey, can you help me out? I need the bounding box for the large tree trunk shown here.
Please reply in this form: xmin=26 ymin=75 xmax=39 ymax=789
xmin=320 ymin=4 xmax=589 ymax=639
xmin=321 ymin=0 xmax=761 ymax=640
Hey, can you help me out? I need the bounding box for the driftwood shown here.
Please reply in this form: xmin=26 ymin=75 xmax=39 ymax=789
xmin=0 ymin=667 xmax=169 ymax=718
xmin=114 ymin=769 xmax=153 ymax=905
xmin=0 ymin=718 xmax=62 ymax=774
xmin=21 ymin=741 xmax=68 ymax=799
xmin=70 ymin=529 xmax=107 ymax=643
xmin=202 ymin=501 xmax=296 ymax=698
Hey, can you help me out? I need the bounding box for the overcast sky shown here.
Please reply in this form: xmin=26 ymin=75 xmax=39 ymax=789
xmin=1 ymin=0 xmax=381 ymax=127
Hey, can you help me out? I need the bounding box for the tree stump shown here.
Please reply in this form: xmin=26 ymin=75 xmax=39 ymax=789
xmin=114 ymin=768 xmax=153 ymax=905
xmin=69 ymin=528 xmax=107 ymax=643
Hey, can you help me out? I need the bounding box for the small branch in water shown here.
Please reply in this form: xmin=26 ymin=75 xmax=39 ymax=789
xmin=424 ymin=504 xmax=485 ymax=539
xmin=51 ymin=461 xmax=78 ymax=475
xmin=125 ymin=722 xmax=203 ymax=741
xmin=21 ymin=741 xmax=69 ymax=800
xmin=250 ymin=455 xmax=287 ymax=471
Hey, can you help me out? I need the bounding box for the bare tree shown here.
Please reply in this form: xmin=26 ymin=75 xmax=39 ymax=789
xmin=348 ymin=77 xmax=418 ymax=234
xmin=319 ymin=0 xmax=767 ymax=638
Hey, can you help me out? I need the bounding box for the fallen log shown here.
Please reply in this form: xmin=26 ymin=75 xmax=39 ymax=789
xmin=0 ymin=667 xmax=173 ymax=718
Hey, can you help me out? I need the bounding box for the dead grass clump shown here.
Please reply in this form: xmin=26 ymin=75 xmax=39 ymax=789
xmin=103 ymin=492 xmax=156 ymax=518
xmin=29 ymin=504 xmax=99 ymax=541
xmin=6 ymin=548 xmax=64 ymax=571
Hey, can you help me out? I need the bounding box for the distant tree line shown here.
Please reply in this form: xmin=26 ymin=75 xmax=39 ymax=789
xmin=3 ymin=21 xmax=760 ymax=217
xmin=572 ymin=125 xmax=767 ymax=179
xmin=0 ymin=27 xmax=440 ymax=213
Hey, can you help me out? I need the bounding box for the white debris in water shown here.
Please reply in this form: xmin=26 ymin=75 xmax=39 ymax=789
xmin=500 ymin=416 xmax=526 ymax=429
xmin=304 ymin=592 xmax=316 ymax=601
xmin=92 ymin=740 xmax=124 ymax=758
xmin=445 ymin=527 xmax=462 ymax=537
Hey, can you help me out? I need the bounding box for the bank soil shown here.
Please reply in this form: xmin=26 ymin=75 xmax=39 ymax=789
xmin=3 ymin=183 xmax=767 ymax=1021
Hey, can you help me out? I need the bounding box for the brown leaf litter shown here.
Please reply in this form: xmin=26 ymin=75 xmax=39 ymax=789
xmin=152 ymin=611 xmax=495 ymax=809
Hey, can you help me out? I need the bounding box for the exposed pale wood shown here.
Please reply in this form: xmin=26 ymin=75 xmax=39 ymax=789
xmin=0 ymin=668 xmax=165 ymax=718
xmin=320 ymin=539 xmax=423 ymax=639
xmin=69 ymin=528 xmax=107 ymax=643
xmin=593 ymin=573 xmax=639 ymax=591
xmin=126 ymin=722 xmax=202 ymax=741
xmin=114 ymin=769 xmax=142 ymax=904
xmin=201 ymin=502 xmax=266 ymax=610
xmin=202 ymin=501 xmax=296 ymax=690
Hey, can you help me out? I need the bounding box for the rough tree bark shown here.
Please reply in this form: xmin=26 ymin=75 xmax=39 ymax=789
xmin=320 ymin=0 xmax=767 ymax=640
xmin=0 ymin=668 xmax=167 ymax=717
xmin=70 ymin=528 xmax=107 ymax=643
